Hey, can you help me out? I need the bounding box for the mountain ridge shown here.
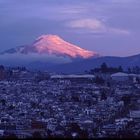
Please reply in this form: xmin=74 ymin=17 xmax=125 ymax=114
xmin=46 ymin=54 xmax=140 ymax=74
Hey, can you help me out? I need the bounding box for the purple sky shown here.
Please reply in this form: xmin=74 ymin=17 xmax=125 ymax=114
xmin=0 ymin=0 xmax=140 ymax=56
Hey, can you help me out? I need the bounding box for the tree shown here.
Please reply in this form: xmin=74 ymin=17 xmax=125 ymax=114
xmin=136 ymin=77 xmax=140 ymax=83
xmin=118 ymin=66 xmax=123 ymax=72
xmin=101 ymin=63 xmax=108 ymax=73
xmin=32 ymin=131 xmax=42 ymax=138
xmin=128 ymin=68 xmax=132 ymax=74
xmin=121 ymin=96 xmax=131 ymax=106
xmin=135 ymin=66 xmax=140 ymax=74
xmin=79 ymin=129 xmax=89 ymax=138
xmin=90 ymin=63 xmax=124 ymax=74
xmin=3 ymin=133 xmax=17 ymax=139
xmin=1 ymin=99 xmax=6 ymax=106
xmin=0 ymin=65 xmax=4 ymax=70
xmin=95 ymin=76 xmax=105 ymax=85
xmin=107 ymin=82 xmax=111 ymax=87
xmin=131 ymin=66 xmax=140 ymax=74
xmin=69 ymin=123 xmax=81 ymax=132
xmin=101 ymin=91 xmax=107 ymax=100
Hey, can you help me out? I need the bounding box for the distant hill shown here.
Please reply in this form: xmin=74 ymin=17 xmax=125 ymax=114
xmin=46 ymin=54 xmax=140 ymax=74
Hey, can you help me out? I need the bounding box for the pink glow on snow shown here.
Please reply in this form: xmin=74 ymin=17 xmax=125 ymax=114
xmin=33 ymin=35 xmax=97 ymax=58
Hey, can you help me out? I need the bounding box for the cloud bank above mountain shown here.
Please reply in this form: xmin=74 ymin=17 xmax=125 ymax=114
xmin=67 ymin=18 xmax=130 ymax=35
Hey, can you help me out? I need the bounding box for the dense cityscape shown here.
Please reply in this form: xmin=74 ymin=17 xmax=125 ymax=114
xmin=0 ymin=0 xmax=140 ymax=139
xmin=0 ymin=64 xmax=139 ymax=138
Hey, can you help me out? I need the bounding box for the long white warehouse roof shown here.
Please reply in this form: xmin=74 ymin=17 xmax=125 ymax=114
xmin=111 ymin=72 xmax=129 ymax=77
xmin=51 ymin=74 xmax=95 ymax=79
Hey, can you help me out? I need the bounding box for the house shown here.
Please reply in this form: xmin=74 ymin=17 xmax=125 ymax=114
xmin=129 ymin=110 xmax=140 ymax=123
xmin=102 ymin=124 xmax=117 ymax=135
xmin=0 ymin=130 xmax=4 ymax=137
xmin=128 ymin=74 xmax=139 ymax=83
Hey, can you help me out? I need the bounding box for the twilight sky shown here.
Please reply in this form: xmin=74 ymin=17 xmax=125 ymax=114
xmin=0 ymin=0 xmax=140 ymax=56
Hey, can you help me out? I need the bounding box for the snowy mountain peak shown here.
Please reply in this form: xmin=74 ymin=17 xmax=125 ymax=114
xmin=32 ymin=34 xmax=97 ymax=58
xmin=2 ymin=34 xmax=98 ymax=59
xmin=37 ymin=34 xmax=62 ymax=41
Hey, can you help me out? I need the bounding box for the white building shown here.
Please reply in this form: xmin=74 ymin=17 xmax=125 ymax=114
xmin=51 ymin=74 xmax=95 ymax=80
xmin=128 ymin=74 xmax=139 ymax=83
xmin=130 ymin=110 xmax=140 ymax=119
xmin=111 ymin=72 xmax=129 ymax=82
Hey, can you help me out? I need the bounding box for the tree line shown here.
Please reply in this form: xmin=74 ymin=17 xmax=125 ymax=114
xmin=87 ymin=63 xmax=140 ymax=74
xmin=88 ymin=63 xmax=123 ymax=74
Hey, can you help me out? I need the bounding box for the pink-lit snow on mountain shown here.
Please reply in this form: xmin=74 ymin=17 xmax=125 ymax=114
xmin=24 ymin=35 xmax=97 ymax=58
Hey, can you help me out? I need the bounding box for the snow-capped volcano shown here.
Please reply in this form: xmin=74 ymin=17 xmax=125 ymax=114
xmin=3 ymin=35 xmax=98 ymax=59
